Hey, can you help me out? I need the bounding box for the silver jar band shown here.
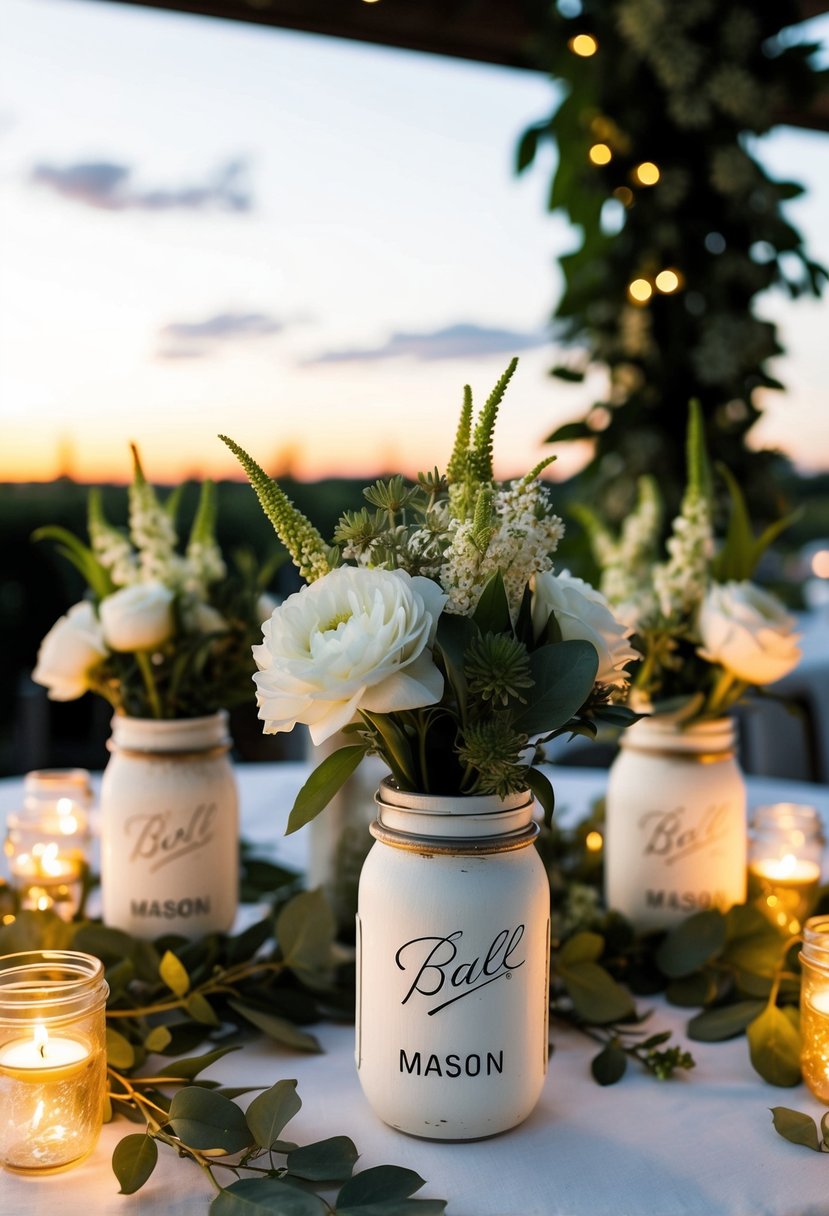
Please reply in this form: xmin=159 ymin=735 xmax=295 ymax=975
xmin=369 ymin=817 xmax=540 ymax=855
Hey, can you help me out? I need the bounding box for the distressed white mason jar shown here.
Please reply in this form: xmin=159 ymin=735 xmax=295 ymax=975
xmin=100 ymin=712 xmax=238 ymax=939
xmin=605 ymin=716 xmax=746 ymax=931
xmin=356 ymin=779 xmax=550 ymax=1140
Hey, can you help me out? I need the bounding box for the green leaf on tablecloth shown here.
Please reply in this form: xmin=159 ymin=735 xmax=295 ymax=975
xmin=747 ymin=1005 xmax=802 ymax=1086
xmin=337 ymin=1166 xmax=429 ymax=1209
xmin=665 ymin=971 xmax=718 ymax=1008
xmin=161 ymin=1044 xmax=241 ymax=1080
xmin=112 ymin=1132 xmax=159 ymax=1194
xmin=225 ymin=917 xmax=278 ymax=967
xmin=821 ymin=1111 xmax=829 ymax=1147
xmin=687 ymin=999 xmax=766 ymax=1042
xmin=107 ymin=1026 xmax=136 ymax=1069
xmin=770 ymin=1107 xmax=821 ymax=1151
xmin=246 ymin=1079 xmax=302 ymax=1150
xmin=227 ymin=999 xmax=322 ymax=1053
xmin=186 ymin=991 xmax=221 ymax=1025
xmin=655 ymin=910 xmax=726 ymax=978
xmin=211 ymin=1178 xmax=327 ymax=1215
xmin=558 ymin=960 xmax=635 ymax=1024
xmin=277 ymin=889 xmax=336 ymax=987
xmin=286 ymin=1136 xmax=358 ymax=1181
xmin=591 ymin=1042 xmax=628 ymax=1085
xmin=160 ymin=949 xmax=191 ymax=997
xmin=73 ymin=922 xmax=161 ymax=982
xmin=559 ymin=931 xmax=605 ymax=967
xmin=286 ymin=744 xmax=367 ymax=834
xmin=144 ymin=1025 xmax=173 ymax=1054
xmin=167 ymin=1086 xmax=253 ymax=1154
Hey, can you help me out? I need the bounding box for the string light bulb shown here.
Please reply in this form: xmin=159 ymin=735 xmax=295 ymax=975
xmin=568 ymin=34 xmax=598 ymax=57
xmin=634 ymin=161 xmax=660 ymax=186
xmin=628 ymin=278 xmax=653 ymax=303
xmin=655 ymin=269 xmax=682 ymax=293
xmin=613 ymin=186 xmax=634 ymax=207
xmin=589 ymin=143 xmax=612 ymax=166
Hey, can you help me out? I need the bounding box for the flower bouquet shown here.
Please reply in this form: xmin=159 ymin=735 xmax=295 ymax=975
xmin=576 ymin=401 xmax=802 ymax=720
xmin=221 ymin=358 xmax=639 ymax=832
xmin=31 ymin=449 xmax=275 ymax=938
xmin=32 ymin=446 xmax=272 ymax=719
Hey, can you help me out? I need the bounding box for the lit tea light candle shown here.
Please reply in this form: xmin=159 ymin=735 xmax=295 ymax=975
xmin=801 ymin=917 xmax=829 ymax=1102
xmin=0 ymin=951 xmax=108 ymax=1173
xmin=4 ymin=799 xmax=90 ymax=919
xmin=748 ymin=804 xmax=824 ymax=935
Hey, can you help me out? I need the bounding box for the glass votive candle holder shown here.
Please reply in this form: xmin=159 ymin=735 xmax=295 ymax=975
xmin=747 ymin=803 xmax=825 ymax=935
xmin=800 ymin=916 xmax=829 ymax=1102
xmin=23 ymin=769 xmax=94 ymax=817
xmin=4 ymin=797 xmax=91 ymax=920
xmin=0 ymin=950 xmax=109 ymax=1172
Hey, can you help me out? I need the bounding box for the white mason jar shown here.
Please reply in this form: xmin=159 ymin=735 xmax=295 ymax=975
xmin=100 ymin=712 xmax=238 ymax=940
xmin=605 ymin=716 xmax=747 ymax=931
xmin=356 ymin=779 xmax=550 ymax=1140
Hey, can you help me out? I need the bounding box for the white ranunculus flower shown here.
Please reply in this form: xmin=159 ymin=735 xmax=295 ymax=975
xmin=99 ymin=581 xmax=175 ymax=652
xmin=531 ymin=569 xmax=639 ymax=690
xmin=32 ymin=601 xmax=108 ymax=701
xmin=698 ymin=580 xmax=801 ymax=685
xmin=253 ymin=566 xmax=447 ymax=744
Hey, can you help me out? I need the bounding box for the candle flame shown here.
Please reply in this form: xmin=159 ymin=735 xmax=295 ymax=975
xmin=33 ymin=1022 xmax=48 ymax=1058
xmin=779 ymin=853 xmax=798 ymax=878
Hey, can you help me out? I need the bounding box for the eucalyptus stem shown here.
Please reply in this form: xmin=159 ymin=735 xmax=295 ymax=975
xmin=136 ymin=651 xmax=163 ymax=719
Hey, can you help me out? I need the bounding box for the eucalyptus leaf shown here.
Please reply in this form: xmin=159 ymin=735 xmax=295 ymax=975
xmin=337 ymin=1166 xmax=427 ymax=1208
xmin=514 ymin=640 xmax=599 ymax=736
xmin=276 ymin=889 xmax=336 ymax=986
xmin=107 ymin=1026 xmax=136 ymax=1070
xmin=557 ymin=960 xmax=635 ymax=1024
xmin=286 ymin=1135 xmax=358 ymax=1181
xmin=144 ymin=1025 xmax=173 ymax=1054
xmin=687 ymin=1000 xmax=765 ymax=1042
xmin=559 ymin=931 xmax=605 ymax=967
xmin=162 ymin=1045 xmax=241 ymax=1080
xmin=228 ymin=1000 xmax=322 ymax=1053
xmin=655 ymin=910 xmax=726 ymax=979
xmin=665 ymin=971 xmax=718 ymax=1008
xmin=286 ymin=745 xmax=367 ymax=835
xmin=591 ymin=1043 xmax=628 ymax=1086
xmin=747 ymin=1005 xmax=802 ymax=1087
xmin=210 ymin=1178 xmax=327 ymax=1216
xmin=167 ymin=1086 xmax=253 ymax=1154
xmin=0 ymin=908 xmax=76 ymax=953
xmin=770 ymin=1107 xmax=821 ymax=1151
xmin=246 ymin=1079 xmax=302 ymax=1150
xmin=112 ymin=1133 xmax=159 ymax=1194
xmin=339 ymin=1204 xmax=447 ymax=1216
xmin=186 ymin=992 xmax=221 ymax=1026
xmin=159 ymin=950 xmax=191 ymax=997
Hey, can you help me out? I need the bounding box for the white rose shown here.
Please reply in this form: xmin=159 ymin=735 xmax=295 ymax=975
xmin=32 ymin=601 xmax=108 ymax=701
xmin=100 ymin=581 xmax=175 ymax=652
xmin=253 ymin=566 xmax=447 ymax=744
xmin=531 ymin=569 xmax=639 ymax=690
xmin=698 ymin=580 xmax=801 ymax=685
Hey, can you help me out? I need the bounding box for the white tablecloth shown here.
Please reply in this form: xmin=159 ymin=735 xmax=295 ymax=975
xmin=2 ymin=764 xmax=829 ymax=1216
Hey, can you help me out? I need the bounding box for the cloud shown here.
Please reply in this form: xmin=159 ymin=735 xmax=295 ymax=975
xmin=303 ymin=322 xmax=549 ymax=365
xmin=29 ymin=158 xmax=252 ymax=212
xmin=157 ymin=311 xmax=283 ymax=360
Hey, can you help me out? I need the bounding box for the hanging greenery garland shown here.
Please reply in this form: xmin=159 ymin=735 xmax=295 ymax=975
xmin=519 ymin=0 xmax=827 ymax=519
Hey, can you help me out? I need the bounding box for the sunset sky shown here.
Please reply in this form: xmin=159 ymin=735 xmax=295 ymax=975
xmin=2 ymin=0 xmax=828 ymax=485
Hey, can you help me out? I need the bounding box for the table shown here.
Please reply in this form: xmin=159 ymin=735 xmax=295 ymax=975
xmin=2 ymin=764 xmax=829 ymax=1216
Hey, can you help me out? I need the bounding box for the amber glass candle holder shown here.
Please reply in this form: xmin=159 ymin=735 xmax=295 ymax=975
xmin=800 ymin=917 xmax=829 ymax=1103
xmin=0 ymin=950 xmax=108 ymax=1172
xmin=747 ymin=803 xmax=824 ymax=935
xmin=4 ymin=792 xmax=91 ymax=919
